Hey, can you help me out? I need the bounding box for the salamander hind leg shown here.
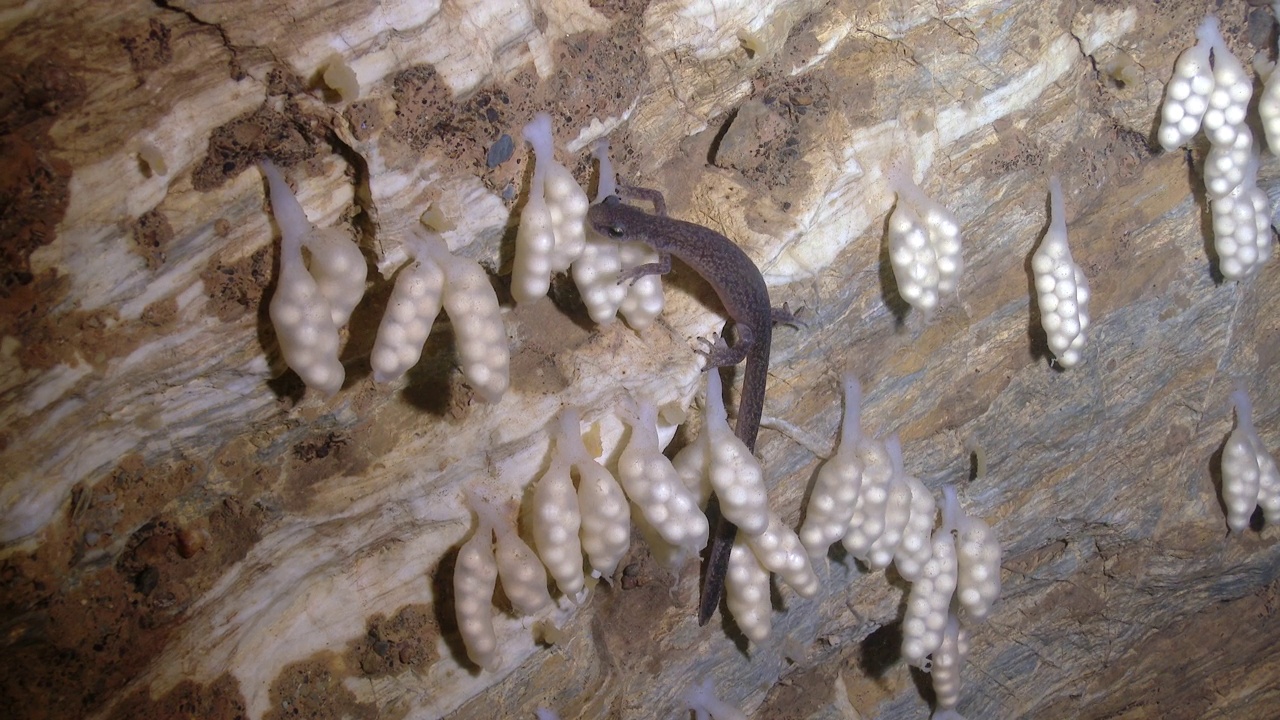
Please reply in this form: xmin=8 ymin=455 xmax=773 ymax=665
xmin=772 ymin=302 xmax=807 ymax=329
xmin=695 ymin=322 xmax=752 ymax=367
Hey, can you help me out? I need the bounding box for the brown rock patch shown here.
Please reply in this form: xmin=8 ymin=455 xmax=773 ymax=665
xmin=119 ymin=18 xmax=172 ymax=77
xmin=0 ymin=131 xmax=72 ymax=298
xmin=201 ymin=243 xmax=274 ymax=322
xmin=264 ymin=652 xmax=380 ymax=720
xmin=131 ymin=209 xmax=173 ymax=270
xmin=192 ymin=106 xmax=322 ymax=191
xmin=348 ymin=605 xmax=442 ymax=678
xmin=107 ymin=675 xmax=247 ymax=720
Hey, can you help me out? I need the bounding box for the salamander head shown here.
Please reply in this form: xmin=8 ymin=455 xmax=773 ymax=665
xmin=586 ymin=195 xmax=630 ymax=239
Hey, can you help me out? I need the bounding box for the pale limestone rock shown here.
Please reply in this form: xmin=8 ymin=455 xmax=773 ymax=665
xmin=2 ymin=2 xmax=1279 ymax=720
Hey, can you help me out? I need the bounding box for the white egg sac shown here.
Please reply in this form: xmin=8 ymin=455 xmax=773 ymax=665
xmin=371 ymin=240 xmax=444 ymax=383
xmin=725 ymin=534 xmax=772 ymax=643
xmin=1032 ymin=177 xmax=1090 ymax=368
xmin=1156 ymin=27 xmax=1213 ymax=151
xmin=261 ymin=160 xmax=345 ymax=396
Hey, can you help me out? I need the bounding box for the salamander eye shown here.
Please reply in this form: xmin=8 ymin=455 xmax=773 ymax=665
xmin=606 ymin=225 xmax=625 ymax=238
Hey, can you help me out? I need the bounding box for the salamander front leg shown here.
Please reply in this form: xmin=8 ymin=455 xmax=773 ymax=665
xmin=616 ymin=251 xmax=672 ymax=285
xmin=617 ymin=185 xmax=668 ymax=216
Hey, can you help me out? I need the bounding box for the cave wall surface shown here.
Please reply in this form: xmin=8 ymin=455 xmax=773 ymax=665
xmin=2 ymin=0 xmax=1279 ymax=718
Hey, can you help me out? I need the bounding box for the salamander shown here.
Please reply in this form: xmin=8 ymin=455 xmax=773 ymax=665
xmin=587 ymin=187 xmax=783 ymax=625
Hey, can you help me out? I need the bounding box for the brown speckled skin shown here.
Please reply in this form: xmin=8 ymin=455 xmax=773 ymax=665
xmin=587 ymin=191 xmax=772 ymax=626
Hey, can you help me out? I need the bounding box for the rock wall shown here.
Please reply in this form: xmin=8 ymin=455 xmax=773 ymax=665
xmin=1 ymin=0 xmax=1278 ymax=718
